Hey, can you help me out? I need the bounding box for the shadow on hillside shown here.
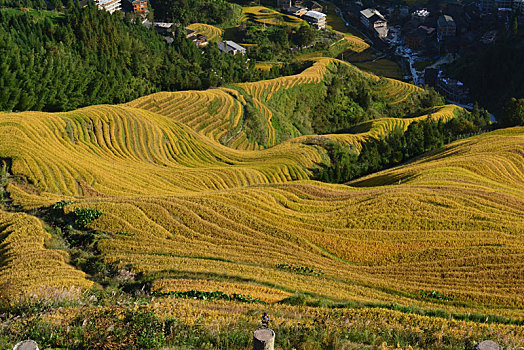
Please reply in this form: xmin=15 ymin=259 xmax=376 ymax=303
xmin=349 ymin=173 xmax=406 ymax=187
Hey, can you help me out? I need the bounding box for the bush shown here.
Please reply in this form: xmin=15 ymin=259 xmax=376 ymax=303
xmin=72 ymin=208 xmax=103 ymax=229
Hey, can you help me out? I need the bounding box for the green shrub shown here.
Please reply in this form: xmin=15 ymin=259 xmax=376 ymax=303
xmin=72 ymin=208 xmax=103 ymax=229
xmin=155 ymin=290 xmax=264 ymax=303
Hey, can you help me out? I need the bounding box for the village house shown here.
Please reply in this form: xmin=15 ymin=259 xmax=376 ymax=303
xmin=186 ymin=28 xmax=197 ymax=38
xmin=411 ymin=8 xmax=430 ymax=24
xmin=437 ymin=15 xmax=456 ymax=41
xmin=285 ymin=6 xmax=308 ymax=16
xmin=360 ymin=9 xmax=389 ymax=38
xmin=303 ymin=10 xmax=327 ymax=29
xmin=218 ymin=41 xmax=246 ymax=55
xmin=94 ymin=0 xmax=121 ymax=13
xmin=185 ymin=28 xmax=209 ymax=47
xmin=129 ymin=0 xmax=147 ymax=14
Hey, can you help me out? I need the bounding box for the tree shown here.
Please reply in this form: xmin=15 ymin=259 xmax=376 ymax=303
xmin=501 ymin=98 xmax=524 ymax=127
xmin=293 ymin=24 xmax=316 ymax=47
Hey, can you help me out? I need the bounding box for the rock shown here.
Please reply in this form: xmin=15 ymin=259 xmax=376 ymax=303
xmin=13 ymin=340 xmax=39 ymax=350
xmin=475 ymin=340 xmax=501 ymax=350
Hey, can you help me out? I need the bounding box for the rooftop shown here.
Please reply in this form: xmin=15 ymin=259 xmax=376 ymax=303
xmin=220 ymin=40 xmax=246 ymax=52
xmin=412 ymin=9 xmax=430 ymax=17
xmin=304 ymin=10 xmax=326 ymax=19
xmin=360 ymin=8 xmax=385 ymax=20
xmin=288 ymin=6 xmax=306 ymax=12
xmin=439 ymin=15 xmax=455 ymax=24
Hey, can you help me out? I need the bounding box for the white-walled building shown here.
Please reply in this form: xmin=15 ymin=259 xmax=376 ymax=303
xmin=303 ymin=10 xmax=327 ymax=29
xmin=95 ymin=0 xmax=121 ymax=13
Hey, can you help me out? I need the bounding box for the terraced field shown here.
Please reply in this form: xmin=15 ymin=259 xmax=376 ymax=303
xmin=186 ymin=23 xmax=223 ymax=42
xmin=0 ymin=210 xmax=92 ymax=299
xmin=130 ymin=58 xmax=438 ymax=150
xmin=0 ymin=105 xmax=324 ymax=207
xmin=130 ymin=59 xmax=336 ymax=149
xmin=240 ymin=6 xmax=306 ymax=27
xmin=371 ymin=76 xmax=423 ymax=105
xmin=293 ymin=104 xmax=459 ymax=148
xmin=1 ymin=93 xmax=522 ymax=316
xmin=3 ymin=123 xmax=520 ymax=318
xmin=0 ymin=60 xmax=522 ymax=348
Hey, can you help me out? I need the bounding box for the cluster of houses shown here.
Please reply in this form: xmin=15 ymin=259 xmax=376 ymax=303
xmin=360 ymin=8 xmax=389 ymax=38
xmin=277 ymin=0 xmax=327 ymax=29
xmin=93 ymin=0 xmax=147 ymax=14
xmin=343 ymin=0 xmax=523 ymax=103
xmin=144 ymin=21 xmax=247 ymax=56
xmin=185 ymin=29 xmax=209 ymax=48
xmin=425 ymin=68 xmax=470 ymax=103
xmin=347 ymin=0 xmax=522 ymax=49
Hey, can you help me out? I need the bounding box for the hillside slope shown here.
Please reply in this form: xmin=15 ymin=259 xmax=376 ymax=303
xmin=1 ymin=64 xmax=521 ymax=331
xmin=129 ymin=58 xmax=452 ymax=150
xmin=1 ymin=95 xmax=522 ymax=316
xmin=0 ymin=124 xmax=523 ymax=348
xmin=75 ymin=128 xmax=522 ymax=318
xmin=0 ymin=105 xmax=322 ymax=205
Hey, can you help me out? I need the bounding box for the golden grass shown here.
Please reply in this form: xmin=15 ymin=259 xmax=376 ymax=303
xmin=354 ymin=59 xmax=404 ymax=80
xmin=128 ymin=58 xmax=422 ymax=150
xmin=371 ymin=76 xmax=423 ymax=105
xmin=45 ymin=298 xmax=524 ymax=348
xmin=254 ymin=62 xmax=281 ymax=71
xmin=0 ymin=105 xmax=324 ymax=207
xmin=129 ymin=58 xmax=338 ymax=149
xmin=9 ymin=127 xmax=515 ymax=316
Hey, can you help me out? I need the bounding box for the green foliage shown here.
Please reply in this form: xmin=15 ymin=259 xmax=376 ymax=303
xmin=318 ymin=110 xmax=491 ymax=184
xmin=279 ymin=292 xmax=309 ymax=306
xmin=237 ymin=23 xmax=319 ymax=61
xmin=419 ymin=289 xmax=453 ymax=301
xmin=116 ymin=231 xmax=135 ymax=237
xmin=2 ymin=308 xmax=165 ymax=349
xmin=269 ymin=64 xmax=445 ymax=139
xmin=501 ymin=98 xmax=524 ymax=127
xmin=156 ymin=289 xmax=264 ymax=303
xmin=448 ymin=33 xmax=524 ymax=114
xmin=51 ymin=199 xmax=73 ymax=210
xmin=293 ymin=24 xmax=317 ymax=47
xmin=0 ymin=6 xmax=257 ymax=112
xmin=276 ymin=263 xmax=325 ymax=276
xmin=148 ymin=0 xmax=238 ymax=26
xmin=72 ymin=208 xmax=103 ymax=229
xmin=243 ymin=97 xmax=269 ymax=146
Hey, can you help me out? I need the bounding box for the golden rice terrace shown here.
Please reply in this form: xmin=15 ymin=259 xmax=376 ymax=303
xmin=0 ymin=58 xmax=523 ymax=348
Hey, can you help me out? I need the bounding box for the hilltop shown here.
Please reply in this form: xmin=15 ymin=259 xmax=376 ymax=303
xmin=129 ymin=58 xmax=453 ymax=150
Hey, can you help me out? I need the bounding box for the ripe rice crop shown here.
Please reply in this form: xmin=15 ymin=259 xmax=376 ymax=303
xmin=240 ymin=6 xmax=305 ymax=27
xmin=0 ymin=210 xmax=92 ymax=300
xmin=0 ymin=57 xmax=522 ymax=323
xmin=186 ymin=23 xmax=224 ymax=42
xmin=372 ymin=77 xmax=423 ymax=105
xmin=35 ymin=129 xmax=521 ymax=318
xmin=152 ymin=279 xmax=291 ymax=303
